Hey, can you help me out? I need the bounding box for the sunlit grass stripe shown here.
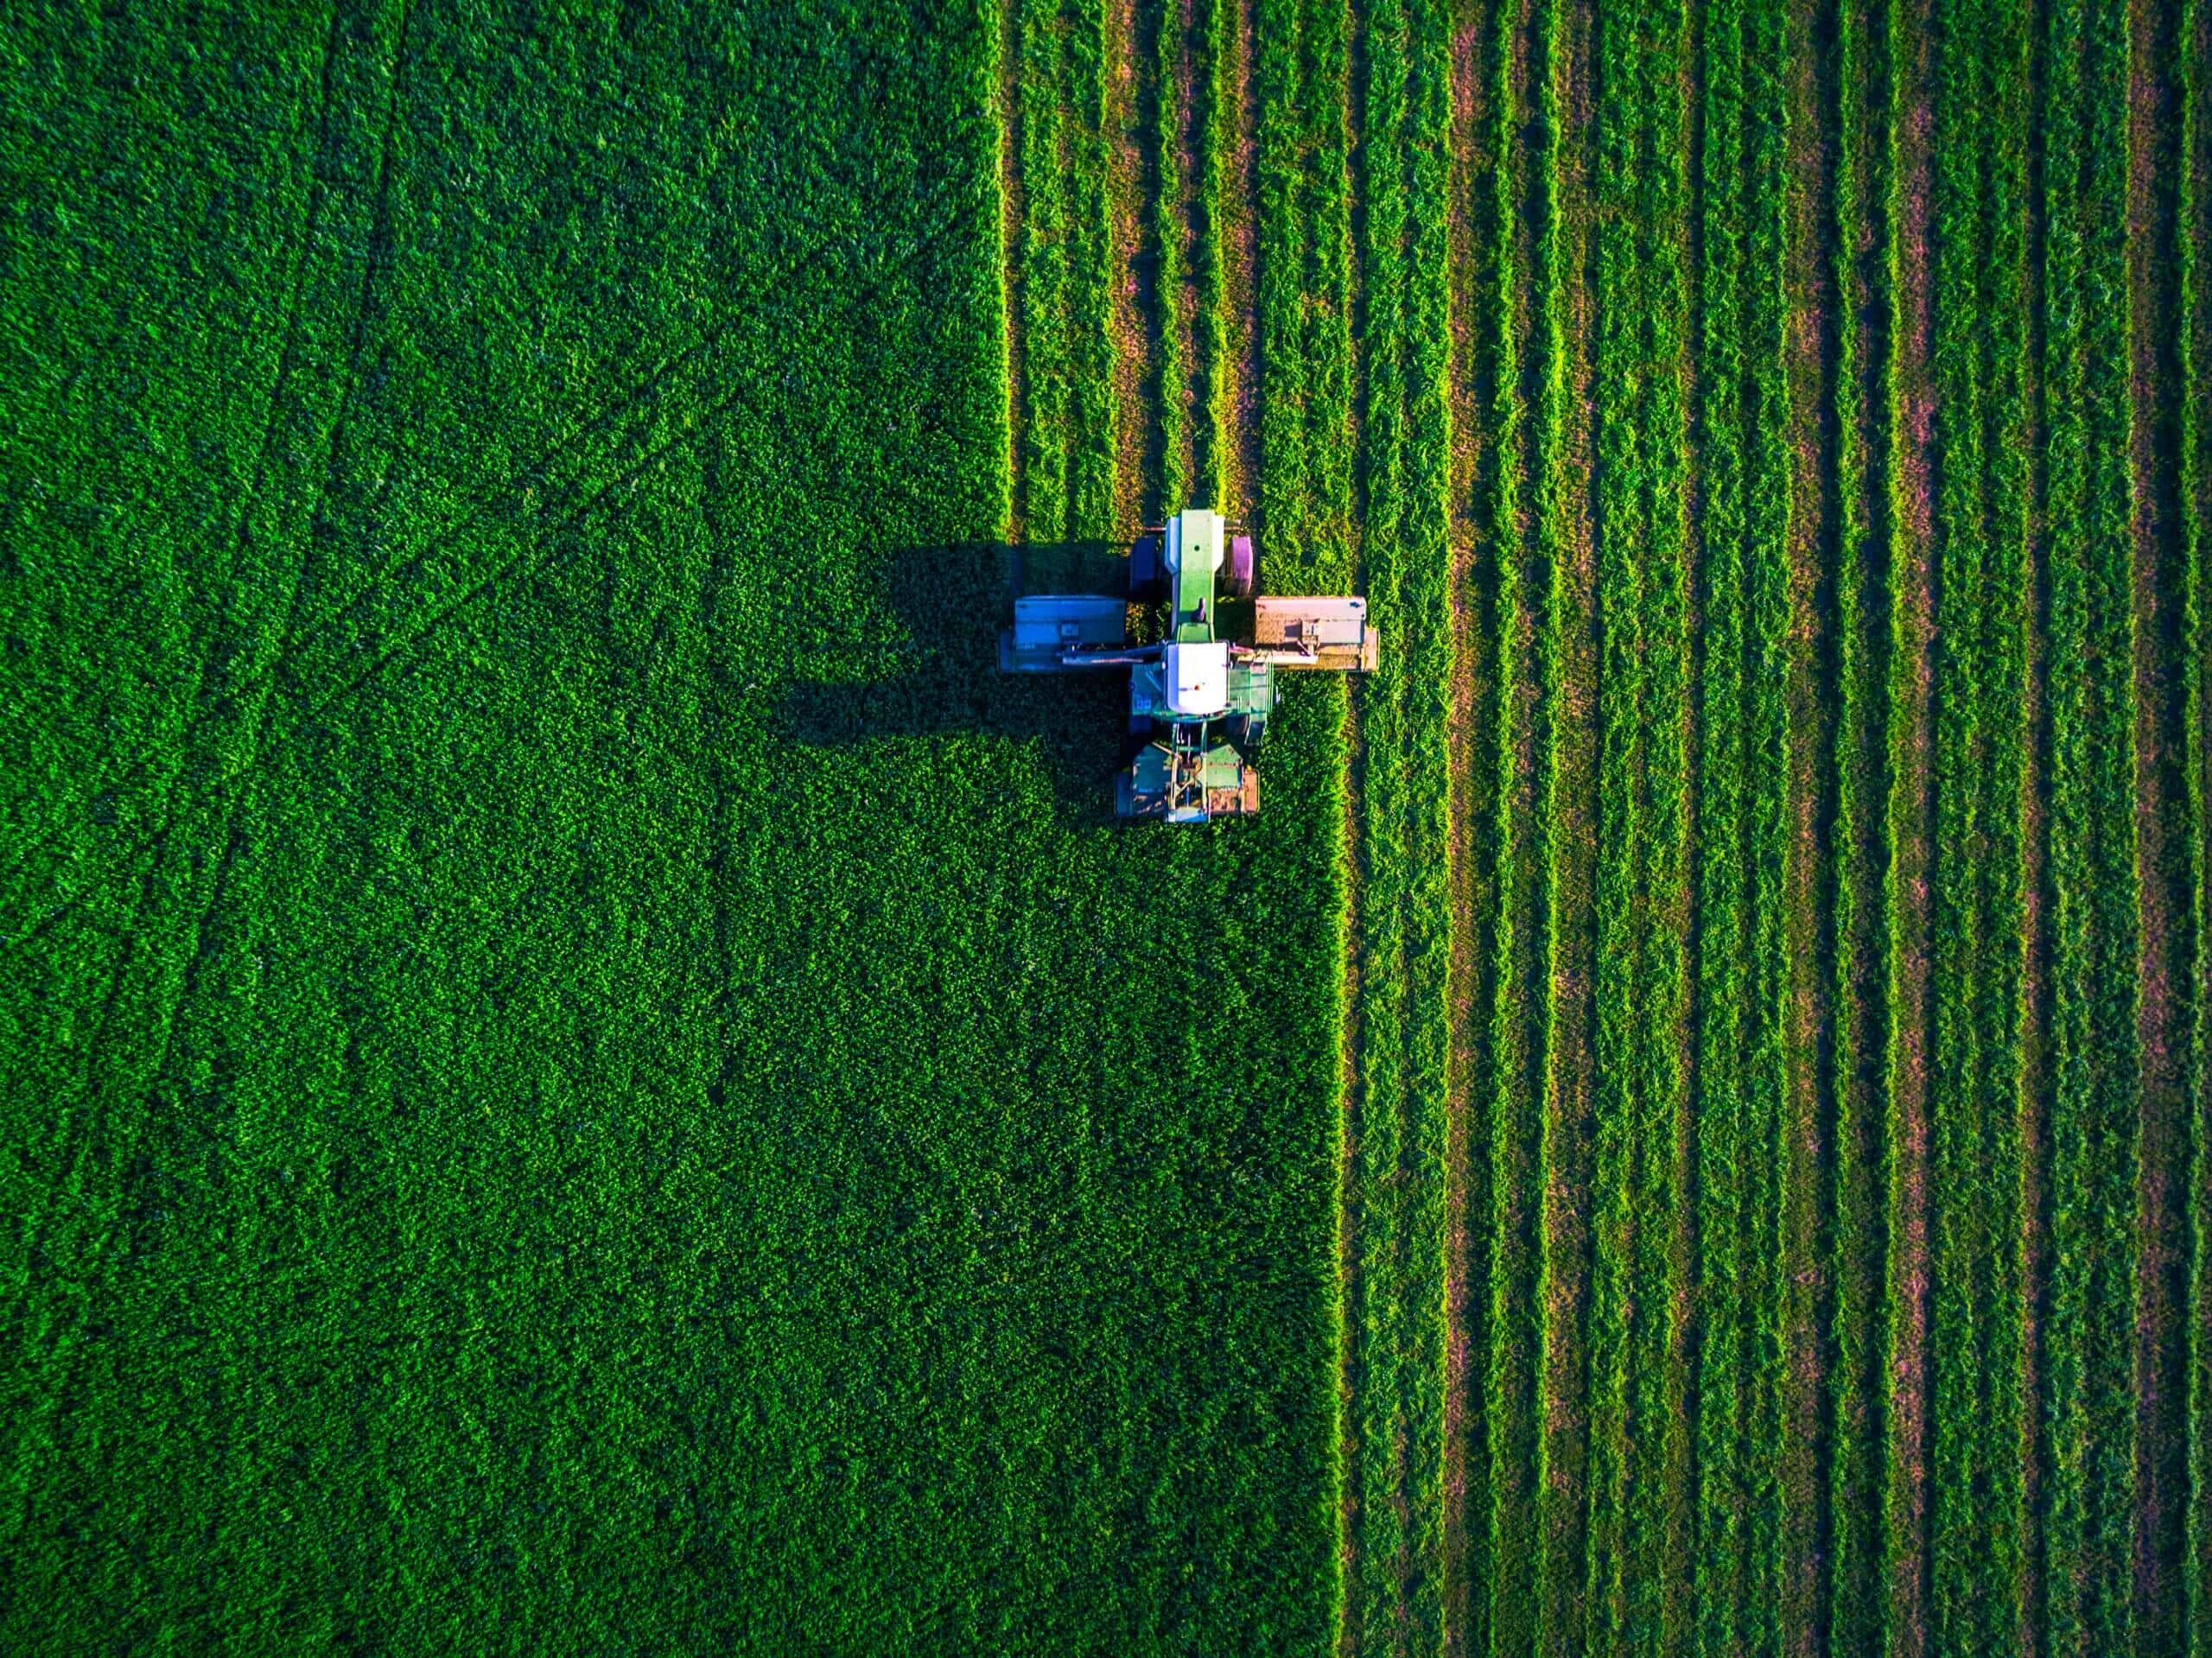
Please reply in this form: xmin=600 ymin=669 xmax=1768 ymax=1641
xmin=1066 ymin=0 xmax=1116 ymax=536
xmin=1582 ymin=0 xmax=1646 ymax=1643
xmin=1200 ymin=0 xmax=1230 ymax=505
xmin=1825 ymin=0 xmax=1894 ymax=1641
xmin=1352 ymin=0 xmax=1414 ymax=1631
xmin=1737 ymin=2 xmax=1792 ymax=1643
xmin=1880 ymin=0 xmax=1944 ymax=1640
xmin=1254 ymin=0 xmax=1357 ymax=1634
xmin=1154 ymin=0 xmax=1190 ymax=513
xmin=1254 ymin=0 xmax=1353 ymax=590
xmin=1343 ymin=0 xmax=1456 ymax=1637
xmin=1693 ymin=0 xmax=1755 ymax=1646
xmin=2041 ymin=0 xmax=2143 ymax=1648
xmin=1482 ymin=0 xmax=1550 ymax=1643
xmin=1400 ymin=0 xmax=1453 ymax=1642
xmin=1441 ymin=0 xmax=1503 ymax=1641
xmin=1969 ymin=0 xmax=2036 ymax=1641
xmin=2126 ymin=0 xmax=2198 ymax=1630
xmin=1929 ymin=1 xmax=1996 ymax=1648
xmin=1017 ymin=0 xmax=1073 ymax=538
xmin=1639 ymin=3 xmax=1696 ymax=1649
xmin=1775 ymin=0 xmax=1837 ymax=1642
xmin=1535 ymin=0 xmax=1599 ymax=1646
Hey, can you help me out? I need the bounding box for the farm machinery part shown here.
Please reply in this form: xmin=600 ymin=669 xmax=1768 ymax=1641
xmin=998 ymin=505 xmax=1378 ymax=823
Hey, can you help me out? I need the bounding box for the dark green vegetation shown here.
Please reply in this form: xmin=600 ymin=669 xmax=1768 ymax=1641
xmin=3 ymin=1 xmax=1341 ymax=1648
xmin=5 ymin=0 xmax=2210 ymax=1653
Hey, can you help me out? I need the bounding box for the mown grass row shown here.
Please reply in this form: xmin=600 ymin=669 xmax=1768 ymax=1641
xmin=1533 ymin=0 xmax=1599 ymax=1650
xmin=1014 ymin=0 xmax=1119 ymax=541
xmin=1479 ymin=0 xmax=1551 ymax=1646
xmin=1691 ymin=0 xmax=1758 ymax=1640
xmin=1825 ymin=0 xmax=1895 ymax=1641
xmin=1152 ymin=0 xmax=1193 ymax=511
xmin=2041 ymin=0 xmax=2142 ymax=1650
xmin=1879 ymin=0 xmax=1939 ymax=1645
xmin=1742 ymin=3 xmax=1792 ymax=1644
xmin=1249 ymin=0 xmax=1359 ymax=1643
xmin=1581 ymin=0 xmax=1694 ymax=1650
xmin=1775 ymin=0 xmax=1836 ymax=1642
xmin=1203 ymin=0 xmax=1256 ymax=515
xmin=1929 ymin=0 xmax=2034 ymax=1648
xmin=1344 ymin=0 xmax=1457 ymax=1644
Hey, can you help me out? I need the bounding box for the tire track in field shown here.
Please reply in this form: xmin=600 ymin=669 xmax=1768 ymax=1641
xmin=1 ymin=0 xmax=420 ymax=1546
xmin=2186 ymin=0 xmax=2212 ymax=1636
xmin=2123 ymin=0 xmax=2193 ymax=1641
xmin=0 ymin=0 xmax=410 ymax=940
xmin=3 ymin=191 xmax=978 ymax=956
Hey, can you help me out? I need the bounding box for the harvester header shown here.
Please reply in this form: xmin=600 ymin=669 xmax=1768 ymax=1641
xmin=999 ymin=506 xmax=1377 ymax=823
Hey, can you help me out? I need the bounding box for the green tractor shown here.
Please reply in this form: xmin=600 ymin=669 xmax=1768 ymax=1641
xmin=998 ymin=505 xmax=1377 ymax=823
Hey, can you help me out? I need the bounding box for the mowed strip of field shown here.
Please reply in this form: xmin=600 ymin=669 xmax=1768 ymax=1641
xmin=1030 ymin=0 xmax=2211 ymax=1650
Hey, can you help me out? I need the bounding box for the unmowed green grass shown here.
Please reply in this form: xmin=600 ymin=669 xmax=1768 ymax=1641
xmin=0 ymin=3 xmax=1340 ymax=1649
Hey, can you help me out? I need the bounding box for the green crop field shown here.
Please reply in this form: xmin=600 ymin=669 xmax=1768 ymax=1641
xmin=1 ymin=0 xmax=2206 ymax=1653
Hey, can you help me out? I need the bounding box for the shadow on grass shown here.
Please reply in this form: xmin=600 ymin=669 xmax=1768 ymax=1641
xmin=778 ymin=541 xmax=1142 ymax=827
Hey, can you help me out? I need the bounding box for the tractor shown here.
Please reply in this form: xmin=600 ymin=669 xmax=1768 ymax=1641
xmin=998 ymin=505 xmax=1377 ymax=823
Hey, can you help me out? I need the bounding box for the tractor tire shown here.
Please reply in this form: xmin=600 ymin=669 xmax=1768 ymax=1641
xmin=1129 ymin=533 xmax=1166 ymax=601
xmin=1220 ymin=533 xmax=1255 ymax=600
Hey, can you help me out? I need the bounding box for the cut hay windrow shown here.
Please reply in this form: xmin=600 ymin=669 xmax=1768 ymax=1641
xmin=2122 ymin=0 xmax=2197 ymax=1642
xmin=1478 ymin=0 xmax=1552 ymax=1646
xmin=1583 ymin=2 xmax=1696 ymax=1649
xmin=1926 ymin=1 xmax=2035 ymax=1650
xmin=1344 ymin=0 xmax=1456 ymax=1643
xmin=1438 ymin=0 xmax=1501 ymax=1646
xmin=1776 ymin=0 xmax=1839 ymax=1644
xmin=2042 ymin=0 xmax=2144 ymax=1649
xmin=1880 ymin=1 xmax=1941 ymax=1648
xmin=1533 ymin=0 xmax=1599 ymax=1648
xmin=1824 ymin=0 xmax=1897 ymax=1642
xmin=1692 ymin=0 xmax=1756 ymax=1642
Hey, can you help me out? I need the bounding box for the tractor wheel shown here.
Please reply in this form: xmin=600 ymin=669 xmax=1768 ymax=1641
xmin=1129 ymin=534 xmax=1166 ymax=600
xmin=1220 ymin=533 xmax=1255 ymax=600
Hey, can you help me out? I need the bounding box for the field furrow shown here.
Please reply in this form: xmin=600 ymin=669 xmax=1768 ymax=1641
xmin=2189 ymin=2 xmax=2212 ymax=1647
xmin=1824 ymin=0 xmax=1897 ymax=1645
xmin=2123 ymin=0 xmax=2195 ymax=1645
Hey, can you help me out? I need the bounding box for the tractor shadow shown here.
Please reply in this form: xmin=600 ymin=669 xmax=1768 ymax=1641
xmin=777 ymin=541 xmax=1141 ymax=826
